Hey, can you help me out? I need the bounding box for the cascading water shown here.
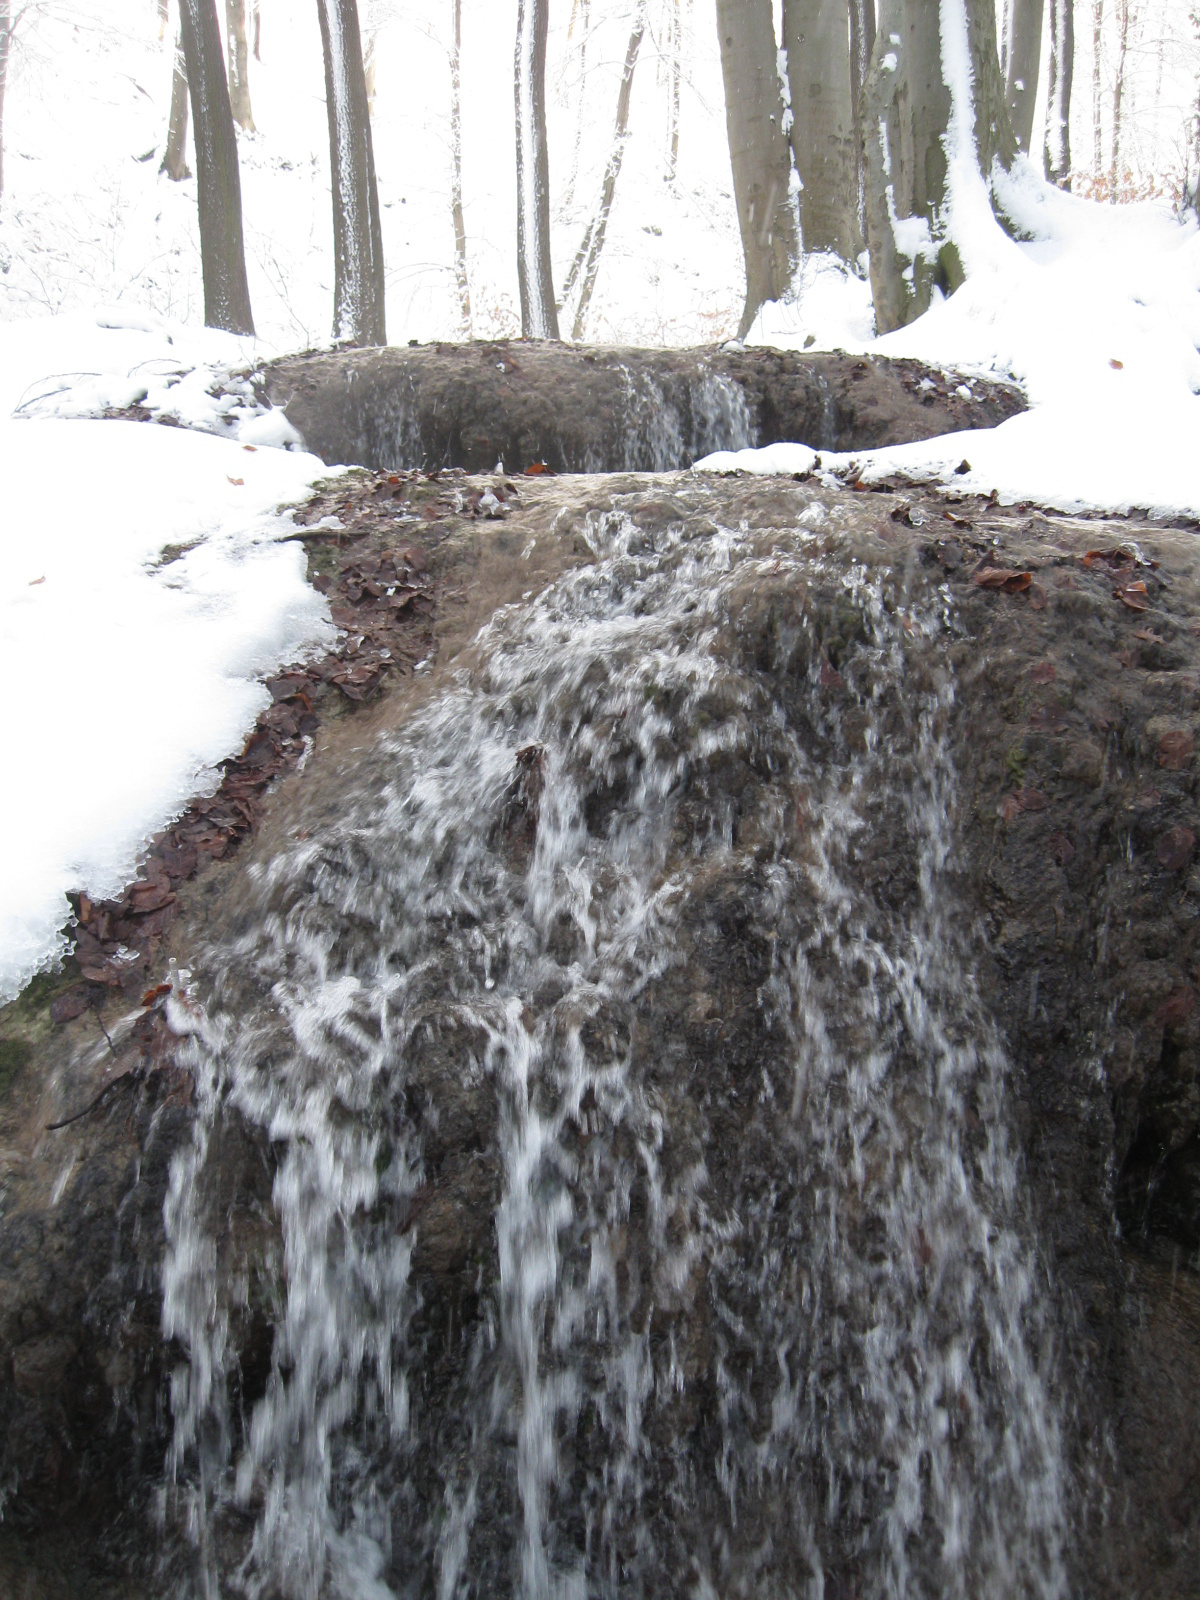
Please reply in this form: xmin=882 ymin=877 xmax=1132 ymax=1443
xmin=159 ymin=490 xmax=1067 ymax=1599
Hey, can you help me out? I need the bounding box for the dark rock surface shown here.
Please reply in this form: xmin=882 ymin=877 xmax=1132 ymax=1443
xmin=1 ymin=468 xmax=1198 ymax=1596
xmin=262 ymin=342 xmax=1025 ymax=473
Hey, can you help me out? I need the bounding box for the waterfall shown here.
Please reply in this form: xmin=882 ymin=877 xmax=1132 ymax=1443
xmin=160 ymin=490 xmax=1067 ymax=1599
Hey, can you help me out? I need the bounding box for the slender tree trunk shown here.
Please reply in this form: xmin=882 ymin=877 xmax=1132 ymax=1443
xmin=0 ymin=1 xmax=11 ymax=208
xmin=716 ymin=0 xmax=800 ymax=337
xmin=1110 ymin=0 xmax=1132 ymax=198
xmin=782 ymin=0 xmax=860 ymax=261
xmin=1003 ymin=0 xmax=1044 ymax=151
xmin=562 ymin=0 xmax=589 ymax=208
xmin=564 ymin=0 xmax=647 ymax=340
xmin=253 ymin=0 xmax=261 ymax=60
xmin=161 ymin=26 xmax=193 ymax=181
xmin=849 ymin=0 xmax=877 ymax=253
xmin=226 ymin=0 xmax=255 ymax=131
xmin=178 ymin=0 xmax=256 ymax=333
xmin=157 ymin=0 xmax=169 ymax=42
xmin=450 ymin=0 xmax=471 ymax=335
xmin=316 ymin=0 xmax=387 ymax=345
xmin=667 ymin=0 xmax=682 ymax=181
xmin=1043 ymin=0 xmax=1073 ymax=185
xmin=1092 ymin=0 xmax=1104 ymax=176
xmin=863 ymin=0 xmax=1014 ymax=332
xmin=515 ymin=0 xmax=560 ymax=338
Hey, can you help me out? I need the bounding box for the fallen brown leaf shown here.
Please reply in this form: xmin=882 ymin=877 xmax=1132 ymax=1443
xmin=1157 ymin=825 xmax=1196 ymax=871
xmin=974 ymin=567 xmax=1033 ymax=592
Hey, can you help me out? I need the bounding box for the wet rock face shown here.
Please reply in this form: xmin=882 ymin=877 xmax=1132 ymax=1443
xmin=262 ymin=343 xmax=1024 ymax=473
xmin=2 ymin=472 xmax=1199 ymax=1598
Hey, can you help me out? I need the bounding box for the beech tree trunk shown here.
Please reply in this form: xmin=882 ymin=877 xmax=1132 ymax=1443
xmin=1110 ymin=0 xmax=1133 ymax=198
xmin=226 ymin=0 xmax=255 ymax=132
xmin=562 ymin=0 xmax=590 ymax=208
xmin=1003 ymin=0 xmax=1043 ymax=152
xmin=253 ymin=0 xmax=261 ymax=60
xmin=863 ymin=0 xmax=1014 ymax=333
xmin=1091 ymin=0 xmax=1103 ymax=175
xmin=849 ymin=0 xmax=877 ymax=247
xmin=561 ymin=0 xmax=647 ymax=340
xmin=716 ymin=0 xmax=800 ymax=337
xmin=317 ymin=0 xmax=387 ymax=345
xmin=161 ymin=26 xmax=192 ymax=181
xmin=782 ymin=0 xmax=860 ymax=262
xmin=450 ymin=0 xmax=471 ymax=335
xmin=515 ymin=0 xmax=559 ymax=338
xmin=1043 ymin=0 xmax=1073 ymax=185
xmin=178 ymin=0 xmax=255 ymax=334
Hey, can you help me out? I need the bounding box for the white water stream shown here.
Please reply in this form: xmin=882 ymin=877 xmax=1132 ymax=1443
xmin=160 ymin=495 xmax=1066 ymax=1599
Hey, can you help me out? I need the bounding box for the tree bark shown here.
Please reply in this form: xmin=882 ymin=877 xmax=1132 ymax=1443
xmin=450 ymin=0 xmax=471 ymax=335
xmin=667 ymin=0 xmax=682 ymax=182
xmin=1110 ymin=0 xmax=1133 ymax=199
xmin=161 ymin=26 xmax=192 ymax=181
xmin=849 ymin=0 xmax=877 ymax=249
xmin=178 ymin=0 xmax=256 ymax=334
xmin=1003 ymin=0 xmax=1043 ymax=152
xmin=715 ymin=0 xmax=800 ymax=338
xmin=157 ymin=0 xmax=169 ymax=41
xmin=515 ymin=0 xmax=559 ymax=338
xmin=1091 ymin=0 xmax=1103 ymax=176
xmin=316 ymin=0 xmax=387 ymax=345
xmin=226 ymin=0 xmax=255 ymax=131
xmin=253 ymin=0 xmax=261 ymax=60
xmin=563 ymin=0 xmax=647 ymax=340
xmin=1043 ymin=0 xmax=1073 ymax=185
xmin=782 ymin=0 xmax=860 ymax=262
xmin=862 ymin=0 xmax=1014 ymax=333
xmin=562 ymin=0 xmax=590 ymax=208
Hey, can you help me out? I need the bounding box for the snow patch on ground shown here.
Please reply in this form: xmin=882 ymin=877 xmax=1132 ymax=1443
xmin=744 ymin=254 xmax=876 ymax=352
xmin=0 ymin=417 xmax=337 ymax=1003
xmin=710 ymin=165 xmax=1200 ymax=519
xmin=1 ymin=309 xmax=303 ymax=444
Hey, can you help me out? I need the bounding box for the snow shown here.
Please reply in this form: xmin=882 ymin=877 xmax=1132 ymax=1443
xmin=0 ymin=403 xmax=336 ymax=1004
xmin=711 ymin=166 xmax=1200 ymax=522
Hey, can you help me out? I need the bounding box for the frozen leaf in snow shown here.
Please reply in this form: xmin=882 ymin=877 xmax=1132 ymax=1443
xmin=1109 ymin=359 xmax=1124 ymax=370
xmin=1157 ymin=825 xmax=1196 ymax=871
xmin=1030 ymin=662 xmax=1057 ymax=683
xmin=29 ymin=576 xmax=46 ymax=586
xmin=227 ymin=476 xmax=245 ymax=486
xmin=1157 ymin=730 xmax=1194 ymax=769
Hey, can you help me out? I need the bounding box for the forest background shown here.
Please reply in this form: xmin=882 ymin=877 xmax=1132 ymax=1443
xmin=0 ymin=0 xmax=1197 ymax=355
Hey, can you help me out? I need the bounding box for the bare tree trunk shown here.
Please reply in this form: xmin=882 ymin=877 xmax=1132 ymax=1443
xmin=563 ymin=0 xmax=647 ymax=340
xmin=849 ymin=0 xmax=877 ymax=251
xmin=667 ymin=0 xmax=682 ymax=181
xmin=158 ymin=0 xmax=169 ymax=42
xmin=1003 ymin=0 xmax=1044 ymax=151
xmin=253 ymin=0 xmax=261 ymax=60
xmin=450 ymin=0 xmax=471 ymax=336
xmin=562 ymin=0 xmax=590 ymax=208
xmin=317 ymin=0 xmax=387 ymax=345
xmin=178 ymin=0 xmax=255 ymax=333
xmin=1043 ymin=0 xmax=1073 ymax=185
xmin=515 ymin=0 xmax=560 ymax=338
xmin=0 ymin=1 xmax=11 ymax=208
xmin=226 ymin=0 xmax=255 ymax=131
xmin=782 ymin=0 xmax=860 ymax=261
xmin=1092 ymin=0 xmax=1103 ymax=176
xmin=1110 ymin=0 xmax=1133 ymax=198
xmin=716 ymin=0 xmax=800 ymax=338
xmin=161 ymin=26 xmax=193 ymax=181
xmin=863 ymin=0 xmax=1014 ymax=332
